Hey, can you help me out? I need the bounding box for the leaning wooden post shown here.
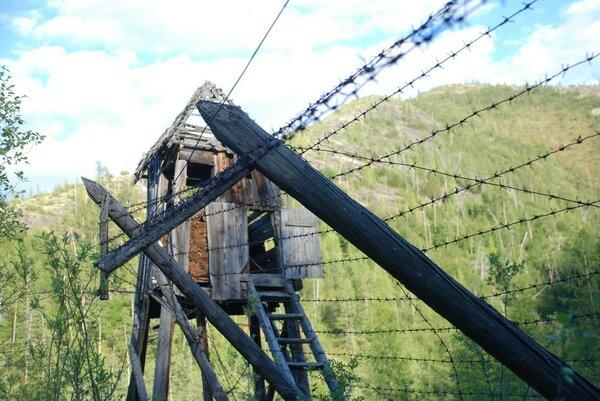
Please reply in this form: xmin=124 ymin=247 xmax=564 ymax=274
xmin=97 ymin=193 xmax=111 ymax=300
xmin=249 ymin=314 xmax=267 ymax=401
xmin=197 ymin=316 xmax=213 ymax=401
xmin=128 ymin=343 xmax=149 ymax=401
xmin=197 ymin=100 xmax=600 ymax=401
xmin=149 ymin=273 xmax=228 ymax=401
xmin=81 ymin=178 xmax=306 ymax=401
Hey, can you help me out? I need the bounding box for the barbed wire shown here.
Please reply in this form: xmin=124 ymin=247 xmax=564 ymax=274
xmin=384 ymin=131 xmax=600 ymax=223
xmin=423 ymin=200 xmax=598 ymax=252
xmin=171 ymin=122 xmax=599 ymax=255
xmin=108 ymin=57 xmax=598 ymax=230
xmin=283 ymin=196 xmax=597 ymax=270
xmin=329 ymin=351 xmax=599 ymax=365
xmin=354 ymin=381 xmax=543 ymax=398
xmin=293 ymin=144 xmax=598 ymax=209
xmin=293 ymin=0 xmax=536 ymax=153
xmin=314 ymin=53 xmax=598 ymax=180
xmin=162 ymin=193 xmax=596 ymax=281
xmin=315 ymin=312 xmax=600 ymax=336
xmin=302 ymin=268 xmax=600 ymax=303
xmin=276 ymin=0 xmax=486 ymax=138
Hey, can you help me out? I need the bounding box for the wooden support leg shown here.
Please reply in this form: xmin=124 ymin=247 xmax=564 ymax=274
xmin=129 ymin=343 xmax=150 ymax=401
xmin=153 ymin=306 xmax=175 ymax=401
xmin=149 ymin=277 xmax=228 ymax=401
xmin=126 ymin=255 xmax=152 ymax=401
xmin=197 ymin=316 xmax=213 ymax=401
xmin=249 ymin=315 xmax=266 ymax=401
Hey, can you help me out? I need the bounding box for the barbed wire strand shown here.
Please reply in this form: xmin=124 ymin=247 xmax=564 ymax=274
xmin=294 ymin=0 xmax=536 ymax=152
xmin=276 ymin=0 xmax=487 ymax=138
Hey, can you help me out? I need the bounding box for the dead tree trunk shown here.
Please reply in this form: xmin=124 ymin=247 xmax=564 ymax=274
xmin=196 ymin=100 xmax=600 ymax=401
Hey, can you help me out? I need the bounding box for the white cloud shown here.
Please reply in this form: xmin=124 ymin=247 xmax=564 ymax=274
xmin=2 ymin=0 xmax=598 ymax=193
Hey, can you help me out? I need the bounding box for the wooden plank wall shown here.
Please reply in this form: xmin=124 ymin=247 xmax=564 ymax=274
xmin=205 ymin=202 xmax=249 ymax=300
xmin=279 ymin=209 xmax=323 ymax=279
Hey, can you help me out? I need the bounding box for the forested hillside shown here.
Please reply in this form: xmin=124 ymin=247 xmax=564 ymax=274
xmin=1 ymin=83 xmax=598 ymax=400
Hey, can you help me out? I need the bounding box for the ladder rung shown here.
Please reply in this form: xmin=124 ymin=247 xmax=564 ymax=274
xmin=268 ymin=313 xmax=303 ymax=320
xmin=276 ymin=337 xmax=312 ymax=344
xmin=287 ymin=362 xmax=323 ymax=369
xmin=257 ymin=291 xmax=292 ymax=301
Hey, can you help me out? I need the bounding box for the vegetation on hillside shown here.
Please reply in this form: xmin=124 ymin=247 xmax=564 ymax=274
xmin=1 ymin=82 xmax=598 ymax=400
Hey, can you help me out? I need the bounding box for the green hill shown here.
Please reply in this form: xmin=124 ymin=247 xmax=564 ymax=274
xmin=1 ymin=83 xmax=599 ymax=400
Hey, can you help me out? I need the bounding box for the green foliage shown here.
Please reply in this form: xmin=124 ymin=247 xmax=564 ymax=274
xmin=1 ymin=232 xmax=125 ymax=400
xmin=0 ymin=66 xmax=44 ymax=238
xmin=312 ymin=359 xmax=363 ymax=401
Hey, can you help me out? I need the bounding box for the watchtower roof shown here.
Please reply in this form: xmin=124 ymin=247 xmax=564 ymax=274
xmin=133 ymin=81 xmax=235 ymax=183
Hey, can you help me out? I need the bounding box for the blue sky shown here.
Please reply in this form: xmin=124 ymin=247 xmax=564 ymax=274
xmin=0 ymin=0 xmax=598 ymax=193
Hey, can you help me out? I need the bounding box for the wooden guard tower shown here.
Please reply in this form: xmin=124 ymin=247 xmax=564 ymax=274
xmin=127 ymin=82 xmax=340 ymax=401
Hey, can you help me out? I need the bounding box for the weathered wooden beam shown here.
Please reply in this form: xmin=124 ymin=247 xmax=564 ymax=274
xmin=125 ymin=260 xmax=151 ymax=401
xmin=97 ymin=193 xmax=111 ymax=300
xmin=152 ymin=304 xmax=175 ymax=401
xmin=82 ymin=178 xmax=305 ymax=401
xmin=197 ymin=100 xmax=600 ymax=401
xmin=148 ymin=288 xmax=228 ymax=401
xmin=128 ymin=343 xmax=149 ymax=401
xmin=153 ymin=162 xmax=179 ymax=401
xmin=95 ymin=142 xmax=275 ymax=274
xmin=126 ymin=155 xmax=159 ymax=401
xmin=196 ymin=316 xmax=213 ymax=401
xmin=249 ymin=315 xmax=267 ymax=401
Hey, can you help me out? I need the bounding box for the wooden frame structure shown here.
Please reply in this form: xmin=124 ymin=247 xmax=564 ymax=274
xmin=84 ymin=84 xmax=600 ymax=401
xmin=88 ymin=83 xmax=340 ymax=401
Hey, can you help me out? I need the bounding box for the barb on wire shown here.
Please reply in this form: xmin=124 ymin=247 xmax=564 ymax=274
xmin=293 ymin=0 xmax=536 ymax=152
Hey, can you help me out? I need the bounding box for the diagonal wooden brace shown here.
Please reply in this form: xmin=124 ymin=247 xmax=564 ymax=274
xmin=196 ymin=100 xmax=600 ymax=401
xmin=149 ymin=274 xmax=229 ymax=401
xmin=82 ymin=177 xmax=307 ymax=401
xmin=95 ymin=145 xmax=272 ymax=273
xmin=128 ymin=343 xmax=149 ymax=401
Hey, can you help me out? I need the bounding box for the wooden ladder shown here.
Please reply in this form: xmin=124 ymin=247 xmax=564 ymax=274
xmin=246 ymin=280 xmax=345 ymax=401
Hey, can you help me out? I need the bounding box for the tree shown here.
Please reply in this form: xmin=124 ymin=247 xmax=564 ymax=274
xmin=0 ymin=66 xmax=44 ymax=238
